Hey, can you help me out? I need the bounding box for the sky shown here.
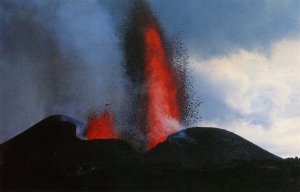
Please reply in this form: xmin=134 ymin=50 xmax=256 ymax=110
xmin=1 ymin=0 xmax=300 ymax=157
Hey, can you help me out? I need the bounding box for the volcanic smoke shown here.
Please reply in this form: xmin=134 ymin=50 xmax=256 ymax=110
xmin=86 ymin=1 xmax=186 ymax=150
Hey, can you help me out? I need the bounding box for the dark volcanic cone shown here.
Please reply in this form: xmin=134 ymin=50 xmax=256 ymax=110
xmin=146 ymin=127 xmax=282 ymax=169
xmin=0 ymin=115 xmax=141 ymax=190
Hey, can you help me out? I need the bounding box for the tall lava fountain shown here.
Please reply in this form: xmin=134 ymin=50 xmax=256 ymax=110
xmin=143 ymin=20 xmax=180 ymax=149
xmin=85 ymin=1 xmax=187 ymax=151
xmin=123 ymin=1 xmax=187 ymax=150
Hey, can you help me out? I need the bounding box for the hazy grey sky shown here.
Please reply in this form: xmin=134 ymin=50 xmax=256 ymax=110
xmin=1 ymin=0 xmax=299 ymax=157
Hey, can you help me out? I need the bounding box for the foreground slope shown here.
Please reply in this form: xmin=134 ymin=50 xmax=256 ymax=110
xmin=0 ymin=116 xmax=299 ymax=191
xmin=0 ymin=115 xmax=141 ymax=190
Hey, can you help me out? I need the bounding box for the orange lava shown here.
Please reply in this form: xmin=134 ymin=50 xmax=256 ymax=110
xmin=144 ymin=21 xmax=180 ymax=149
xmin=86 ymin=111 xmax=119 ymax=140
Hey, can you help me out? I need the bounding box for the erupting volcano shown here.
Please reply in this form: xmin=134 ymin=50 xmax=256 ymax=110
xmin=144 ymin=21 xmax=180 ymax=149
xmin=2 ymin=1 xmax=299 ymax=191
xmin=85 ymin=1 xmax=185 ymax=150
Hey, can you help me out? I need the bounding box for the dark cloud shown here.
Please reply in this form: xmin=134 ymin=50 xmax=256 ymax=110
xmin=148 ymin=0 xmax=300 ymax=58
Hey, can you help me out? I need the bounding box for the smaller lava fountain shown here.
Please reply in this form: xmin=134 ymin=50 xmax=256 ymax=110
xmin=86 ymin=109 xmax=119 ymax=140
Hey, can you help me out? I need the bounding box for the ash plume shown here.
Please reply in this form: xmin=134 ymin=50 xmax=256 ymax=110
xmin=0 ymin=0 xmax=132 ymax=142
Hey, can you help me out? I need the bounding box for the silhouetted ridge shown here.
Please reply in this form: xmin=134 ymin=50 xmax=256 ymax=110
xmin=147 ymin=127 xmax=281 ymax=169
xmin=1 ymin=115 xmax=77 ymax=148
xmin=0 ymin=115 xmax=141 ymax=190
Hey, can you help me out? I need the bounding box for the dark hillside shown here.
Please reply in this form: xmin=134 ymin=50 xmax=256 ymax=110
xmin=0 ymin=116 xmax=298 ymax=191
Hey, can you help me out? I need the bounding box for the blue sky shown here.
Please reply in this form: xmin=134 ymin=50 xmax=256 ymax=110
xmin=1 ymin=0 xmax=299 ymax=157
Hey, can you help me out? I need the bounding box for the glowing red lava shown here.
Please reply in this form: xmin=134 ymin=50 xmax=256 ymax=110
xmin=86 ymin=110 xmax=119 ymax=140
xmin=144 ymin=21 xmax=180 ymax=149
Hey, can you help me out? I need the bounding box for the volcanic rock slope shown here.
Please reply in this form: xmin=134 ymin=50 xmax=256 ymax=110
xmin=0 ymin=115 xmax=141 ymax=190
xmin=0 ymin=115 xmax=299 ymax=191
xmin=146 ymin=127 xmax=281 ymax=169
